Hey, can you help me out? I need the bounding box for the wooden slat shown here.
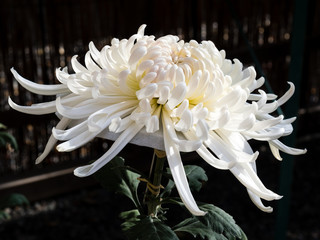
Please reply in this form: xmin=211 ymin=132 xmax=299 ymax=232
xmin=0 ymin=167 xmax=98 ymax=201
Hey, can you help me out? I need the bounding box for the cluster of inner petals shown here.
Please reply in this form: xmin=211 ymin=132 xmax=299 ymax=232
xmin=9 ymin=24 xmax=306 ymax=216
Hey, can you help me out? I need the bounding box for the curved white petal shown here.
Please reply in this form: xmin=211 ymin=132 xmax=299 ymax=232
xmin=74 ymin=123 xmax=143 ymax=177
xmin=162 ymin=110 xmax=201 ymax=152
xmin=207 ymin=107 xmax=230 ymax=130
xmin=118 ymin=69 xmax=136 ymax=96
xmin=55 ymin=67 xmax=69 ymax=84
xmin=85 ymin=51 xmax=101 ymax=72
xmin=52 ymin=120 xmax=87 ymax=141
xmin=205 ymin=132 xmax=257 ymax=165
xmin=250 ymin=115 xmax=284 ymax=132
xmin=56 ymin=97 xmax=105 ymax=119
xmin=56 ymin=130 xmax=96 ymax=152
xmin=184 ymin=131 xmax=233 ymax=170
xmin=36 ymin=117 xmax=71 ymax=164
xmin=269 ymin=143 xmax=283 ymax=161
xmin=57 ymin=105 xmax=136 ymax=152
xmin=247 ymin=190 xmax=274 ymax=213
xmin=8 ymin=97 xmax=57 ymax=115
xmin=245 ymin=128 xmax=285 ymax=141
xmin=174 ymin=109 xmax=193 ymax=132
xmin=165 ymin=82 xmax=187 ymax=110
xmin=88 ymin=41 xmax=102 ymax=66
xmin=128 ymin=46 xmax=147 ymax=67
xmin=230 ymin=164 xmax=281 ymax=201
xmin=136 ymin=83 xmax=157 ymax=100
xmin=224 ymin=113 xmax=256 ymax=132
xmin=269 ymin=139 xmax=307 ymax=155
xmin=162 ymin=112 xmax=205 ymax=216
xmin=71 ymin=55 xmax=91 ymax=74
xmin=277 ymin=82 xmax=295 ymax=106
xmin=11 ymin=68 xmax=69 ymax=95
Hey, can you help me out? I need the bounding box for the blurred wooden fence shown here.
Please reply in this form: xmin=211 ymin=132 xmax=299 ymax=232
xmin=0 ymin=0 xmax=319 ymax=199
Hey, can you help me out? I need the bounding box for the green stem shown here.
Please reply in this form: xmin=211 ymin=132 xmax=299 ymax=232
xmin=147 ymin=150 xmax=166 ymax=217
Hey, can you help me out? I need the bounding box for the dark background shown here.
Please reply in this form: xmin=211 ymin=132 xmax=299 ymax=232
xmin=0 ymin=0 xmax=319 ymax=239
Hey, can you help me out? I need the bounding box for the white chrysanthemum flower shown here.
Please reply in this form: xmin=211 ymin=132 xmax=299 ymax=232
xmin=9 ymin=25 xmax=306 ymax=216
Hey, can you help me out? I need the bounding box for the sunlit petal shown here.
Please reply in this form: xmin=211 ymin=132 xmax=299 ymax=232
xmin=11 ymin=68 xmax=69 ymax=95
xmin=74 ymin=123 xmax=143 ymax=177
xmin=36 ymin=117 xmax=71 ymax=164
xmin=162 ymin=113 xmax=205 ymax=216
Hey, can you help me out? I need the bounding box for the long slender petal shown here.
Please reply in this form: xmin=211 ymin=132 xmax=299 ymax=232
xmin=74 ymin=123 xmax=143 ymax=177
xmin=8 ymin=97 xmax=57 ymax=115
xmin=11 ymin=68 xmax=69 ymax=95
xmin=56 ymin=97 xmax=106 ymax=119
xmin=52 ymin=120 xmax=87 ymax=141
xmin=269 ymin=139 xmax=307 ymax=155
xmin=35 ymin=117 xmax=71 ymax=164
xmin=57 ymin=106 xmax=135 ymax=152
xmin=162 ymin=111 xmax=205 ymax=216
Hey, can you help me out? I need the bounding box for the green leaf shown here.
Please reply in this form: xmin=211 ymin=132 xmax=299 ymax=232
xmin=94 ymin=156 xmax=142 ymax=212
xmin=0 ymin=132 xmax=18 ymax=151
xmin=165 ymin=165 xmax=208 ymax=193
xmin=239 ymin=229 xmax=248 ymax=240
xmin=173 ymin=203 xmax=247 ymax=240
xmin=198 ymin=204 xmax=246 ymax=240
xmin=209 ymin=232 xmax=229 ymax=240
xmin=184 ymin=165 xmax=208 ymax=192
xmin=120 ymin=209 xmax=140 ymax=221
xmin=0 ymin=193 xmax=29 ymax=210
xmin=173 ymin=217 xmax=213 ymax=239
xmin=160 ymin=179 xmax=175 ymax=198
xmin=119 ymin=209 xmax=141 ymax=232
xmin=173 ymin=217 xmax=230 ymax=240
xmin=124 ymin=216 xmax=179 ymax=240
xmin=160 ymin=197 xmax=185 ymax=207
xmin=0 ymin=123 xmax=7 ymax=129
xmin=0 ymin=210 xmax=10 ymax=221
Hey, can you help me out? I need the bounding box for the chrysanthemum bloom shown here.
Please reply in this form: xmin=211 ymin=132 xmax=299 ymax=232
xmin=9 ymin=25 xmax=306 ymax=216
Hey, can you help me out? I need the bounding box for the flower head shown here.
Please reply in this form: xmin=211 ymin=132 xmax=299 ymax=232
xmin=9 ymin=25 xmax=306 ymax=216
